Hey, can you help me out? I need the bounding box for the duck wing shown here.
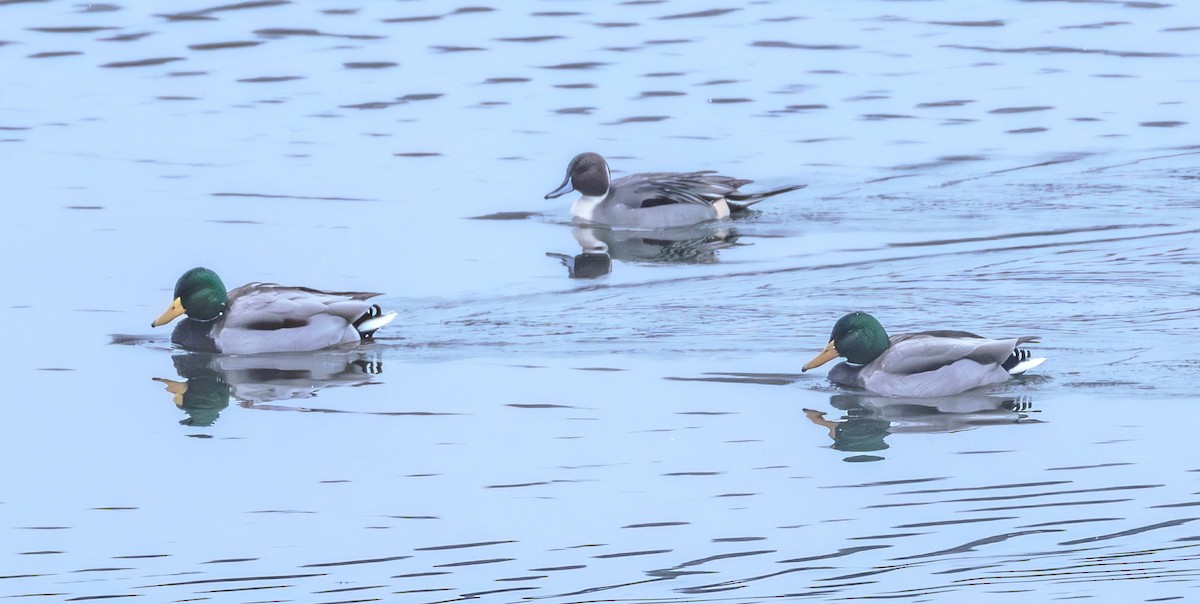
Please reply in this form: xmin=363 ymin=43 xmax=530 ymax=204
xmin=214 ymin=284 xmax=386 ymax=354
xmin=881 ymin=332 xmax=1022 ymax=375
xmin=621 ymin=171 xmax=748 ymax=208
xmin=849 ymin=333 xmax=1025 ymax=397
xmin=623 ymin=172 xmax=805 ymax=211
xmin=223 ymin=283 xmax=381 ymax=330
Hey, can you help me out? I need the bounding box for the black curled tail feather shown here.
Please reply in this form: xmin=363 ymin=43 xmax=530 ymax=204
xmin=354 ymin=304 xmax=384 ymax=339
xmin=1002 ymin=347 xmax=1033 ymax=372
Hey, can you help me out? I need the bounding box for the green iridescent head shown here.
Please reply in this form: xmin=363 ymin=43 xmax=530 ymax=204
xmin=803 ymin=311 xmax=891 ymax=371
xmin=151 ymin=267 xmax=229 ymax=327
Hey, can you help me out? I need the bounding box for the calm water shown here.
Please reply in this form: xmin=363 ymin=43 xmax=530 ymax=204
xmin=2 ymin=1 xmax=1199 ymax=602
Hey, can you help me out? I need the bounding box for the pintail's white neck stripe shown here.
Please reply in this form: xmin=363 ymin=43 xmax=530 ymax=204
xmin=570 ymin=194 xmax=606 ymax=222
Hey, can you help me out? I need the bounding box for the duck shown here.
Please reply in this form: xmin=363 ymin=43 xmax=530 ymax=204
xmin=544 ymin=152 xmax=805 ymax=229
xmin=802 ymin=311 xmax=1045 ymax=397
xmin=151 ymin=267 xmax=397 ymax=354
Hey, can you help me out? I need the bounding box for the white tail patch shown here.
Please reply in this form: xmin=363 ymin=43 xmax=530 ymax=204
xmin=1008 ymin=356 xmax=1046 ymax=375
xmin=358 ymin=311 xmax=397 ymax=335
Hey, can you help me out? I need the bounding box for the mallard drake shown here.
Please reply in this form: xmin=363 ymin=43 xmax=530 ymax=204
xmin=802 ymin=312 xmax=1045 ymax=397
xmin=151 ymin=267 xmax=396 ymax=354
xmin=545 ymin=152 xmax=805 ymax=229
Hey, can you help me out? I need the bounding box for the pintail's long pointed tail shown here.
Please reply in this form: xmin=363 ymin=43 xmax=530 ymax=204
xmin=728 ymin=183 xmax=806 ymax=207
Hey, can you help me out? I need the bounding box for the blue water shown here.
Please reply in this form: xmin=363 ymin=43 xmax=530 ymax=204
xmin=2 ymin=1 xmax=1199 ymax=602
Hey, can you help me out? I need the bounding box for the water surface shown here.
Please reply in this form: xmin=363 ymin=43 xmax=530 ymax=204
xmin=2 ymin=1 xmax=1198 ymax=602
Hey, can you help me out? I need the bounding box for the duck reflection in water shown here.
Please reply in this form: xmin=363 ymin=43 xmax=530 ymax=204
xmin=153 ymin=351 xmax=382 ymax=426
xmin=547 ymin=224 xmax=744 ymax=278
xmin=804 ymin=393 xmax=1039 ymax=455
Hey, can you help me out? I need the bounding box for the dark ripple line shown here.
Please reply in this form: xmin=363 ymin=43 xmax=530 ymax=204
xmin=820 ymin=562 xmax=921 ymax=582
xmin=990 ymin=105 xmax=1054 ymax=114
xmin=605 ymin=115 xmax=670 ymax=124
xmin=994 ymin=567 xmax=1200 ymax=586
xmin=965 ymin=498 xmax=1133 ymax=512
xmin=666 ymin=549 xmax=777 ymax=570
xmin=392 ymin=571 xmax=450 ymax=578
xmin=301 ymin=555 xmax=410 ymax=567
xmin=592 ymin=549 xmax=673 ymax=559
xmin=189 ymin=41 xmax=263 ymax=51
xmin=345 ymin=61 xmax=397 ymax=69
xmin=1058 ymin=518 xmax=1198 ymax=545
xmin=752 ymin=40 xmax=858 ymax=50
xmin=897 ymin=481 xmax=1071 ymax=495
xmin=540 ymin=61 xmax=608 ymax=70
xmin=941 ymin=43 xmax=1179 ymax=58
xmin=936 ymin=154 xmax=1090 ymax=186
xmin=943 ymin=484 xmax=1161 ymax=503
xmin=1084 ymin=149 xmax=1200 ymax=174
xmin=778 ymin=545 xmax=891 ymax=563
xmin=893 ymin=529 xmax=1062 ymax=560
xmin=957 ymin=555 xmax=1200 ymax=586
xmin=253 ymin=27 xmax=383 ymax=40
xmin=64 ymin=594 xmax=141 ymax=601
xmin=664 ymin=371 xmax=802 ymax=386
xmin=211 ymin=192 xmax=374 ymax=201
xmin=495 ymin=35 xmax=563 ymax=42
xmin=675 ymin=565 xmax=831 ymax=595
xmin=888 ymin=224 xmax=1164 ymax=249
xmin=182 ymin=0 xmax=288 ymax=15
xmin=1019 ymin=517 xmax=1121 ymax=528
xmin=433 ymin=557 xmax=514 ymax=567
xmin=1047 ymin=462 xmax=1136 ymax=470
xmin=415 ymin=540 xmax=515 ymax=551
xmin=659 ymin=8 xmax=740 ymax=19
xmin=101 ymin=57 xmax=184 ymax=68
xmin=530 ymin=576 xmax=671 ymax=599
xmin=28 ymin=26 xmax=118 ymax=33
xmin=461 ymin=586 xmax=540 ymax=597
xmin=30 ymin=51 xmax=83 ymax=58
xmin=238 ymin=75 xmax=301 ymax=82
xmin=314 ymin=584 xmax=387 ymax=594
xmin=825 ymin=477 xmax=946 ymax=489
xmin=929 ymin=20 xmax=1005 ymax=27
xmin=623 ymin=521 xmax=690 ymax=528
xmin=134 ymin=573 xmax=325 ymax=588
xmin=895 ymin=516 xmax=1016 ymax=528
xmin=198 ymin=584 xmax=289 ymax=594
xmin=382 ymin=14 xmax=441 ymax=23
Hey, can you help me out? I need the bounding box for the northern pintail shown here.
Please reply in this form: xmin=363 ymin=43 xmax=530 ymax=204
xmin=545 ymin=152 xmax=805 ymax=229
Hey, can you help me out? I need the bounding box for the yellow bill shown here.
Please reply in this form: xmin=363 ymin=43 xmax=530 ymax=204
xmin=802 ymin=340 xmax=840 ymax=372
xmin=152 ymin=377 xmax=188 ymax=407
xmin=152 ymin=297 xmax=186 ymax=327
